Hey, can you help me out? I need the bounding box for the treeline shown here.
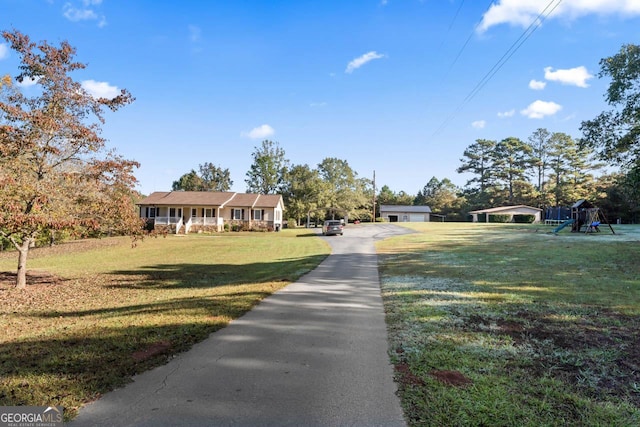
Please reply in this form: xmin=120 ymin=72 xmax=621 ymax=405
xmin=170 ymin=130 xmax=638 ymax=224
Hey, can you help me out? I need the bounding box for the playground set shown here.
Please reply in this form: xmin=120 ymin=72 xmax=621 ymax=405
xmin=547 ymin=200 xmax=615 ymax=235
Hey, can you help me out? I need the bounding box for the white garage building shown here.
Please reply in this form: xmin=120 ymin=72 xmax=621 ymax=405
xmin=379 ymin=205 xmax=432 ymax=222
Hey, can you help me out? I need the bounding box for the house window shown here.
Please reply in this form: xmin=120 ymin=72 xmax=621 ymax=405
xmin=192 ymin=208 xmax=197 ymax=217
xmin=232 ymin=209 xmax=243 ymax=220
xmin=253 ymin=209 xmax=262 ymax=220
xmin=146 ymin=207 xmax=156 ymax=218
xmin=169 ymin=208 xmax=176 ymax=217
xmin=205 ymin=208 xmax=214 ymax=218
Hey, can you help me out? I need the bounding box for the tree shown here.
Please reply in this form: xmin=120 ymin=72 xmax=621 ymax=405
xmin=198 ymin=162 xmax=232 ymax=191
xmin=0 ymin=30 xmax=139 ymax=289
xmin=580 ymin=44 xmax=640 ymax=168
xmin=546 ymin=132 xmax=601 ymax=206
xmin=281 ymin=164 xmax=324 ymax=226
xmin=593 ymin=172 xmax=640 ymax=223
xmin=245 ymin=140 xmax=289 ymax=194
xmin=546 ymin=132 xmax=575 ymax=206
xmin=457 ymin=139 xmax=497 ymax=194
xmin=317 ymin=158 xmax=368 ymax=219
xmin=415 ymin=177 xmax=461 ymax=215
xmin=492 ymin=137 xmax=533 ymax=203
xmin=528 ymin=128 xmax=551 ymax=194
xmin=172 ymin=170 xmax=204 ymax=191
xmin=172 ymin=163 xmax=232 ymax=191
xmin=377 ymin=185 xmax=397 ymax=206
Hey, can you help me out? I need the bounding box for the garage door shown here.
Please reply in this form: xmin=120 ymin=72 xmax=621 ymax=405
xmin=409 ymin=214 xmax=424 ymax=222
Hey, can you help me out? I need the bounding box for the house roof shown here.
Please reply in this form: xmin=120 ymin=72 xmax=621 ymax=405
xmin=137 ymin=191 xmax=283 ymax=208
xmin=468 ymin=205 xmax=542 ymax=214
xmin=380 ymin=205 xmax=432 ymax=213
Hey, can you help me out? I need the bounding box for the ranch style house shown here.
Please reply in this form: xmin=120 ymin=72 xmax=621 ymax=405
xmin=137 ymin=191 xmax=284 ymax=233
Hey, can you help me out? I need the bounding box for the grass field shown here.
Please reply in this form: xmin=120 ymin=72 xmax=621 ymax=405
xmin=0 ymin=229 xmax=329 ymax=419
xmin=2 ymin=223 xmax=639 ymax=424
xmin=376 ymin=223 xmax=640 ymax=426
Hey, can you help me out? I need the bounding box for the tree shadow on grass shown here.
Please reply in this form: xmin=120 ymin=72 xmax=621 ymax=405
xmin=0 ymin=253 xmax=330 ymax=418
xmin=0 ymin=322 xmax=231 ymax=420
xmin=103 ymin=255 xmax=328 ymax=290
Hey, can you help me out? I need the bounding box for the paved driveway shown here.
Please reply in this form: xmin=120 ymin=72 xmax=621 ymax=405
xmin=69 ymin=224 xmax=412 ymax=427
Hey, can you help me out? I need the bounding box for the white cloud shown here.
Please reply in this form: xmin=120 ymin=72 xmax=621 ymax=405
xmin=241 ymin=124 xmax=275 ymax=139
xmin=520 ymin=100 xmax=562 ymax=119
xmin=63 ymin=3 xmax=98 ymax=21
xmin=497 ymin=109 xmax=515 ymax=118
xmin=63 ymin=1 xmax=106 ymax=26
xmin=544 ymin=66 xmax=593 ymax=87
xmin=0 ymin=43 xmax=8 ymax=60
xmin=479 ymin=0 xmax=640 ymax=33
xmin=471 ymin=120 xmax=486 ymax=129
xmin=17 ymin=76 xmax=40 ymax=88
xmin=529 ymin=79 xmax=546 ymax=90
xmin=81 ymin=80 xmax=119 ymax=98
xmin=345 ymin=51 xmax=385 ymax=74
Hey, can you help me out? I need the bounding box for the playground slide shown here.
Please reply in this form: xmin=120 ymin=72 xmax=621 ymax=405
xmin=552 ymin=219 xmax=575 ymax=233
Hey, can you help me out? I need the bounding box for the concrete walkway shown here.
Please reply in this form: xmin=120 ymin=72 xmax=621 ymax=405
xmin=69 ymin=224 xmax=410 ymax=426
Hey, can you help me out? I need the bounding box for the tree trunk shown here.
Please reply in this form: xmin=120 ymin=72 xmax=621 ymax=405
xmin=15 ymin=238 xmax=32 ymax=289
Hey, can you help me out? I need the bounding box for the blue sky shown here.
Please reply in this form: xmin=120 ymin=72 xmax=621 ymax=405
xmin=2 ymin=0 xmax=640 ymax=195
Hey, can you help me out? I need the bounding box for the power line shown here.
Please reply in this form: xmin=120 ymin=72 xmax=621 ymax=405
xmin=431 ymin=0 xmax=564 ymax=138
xmin=444 ymin=1 xmax=494 ymax=76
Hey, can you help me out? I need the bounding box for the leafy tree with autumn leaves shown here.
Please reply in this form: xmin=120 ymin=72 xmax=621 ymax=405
xmin=0 ymin=30 xmax=142 ymax=289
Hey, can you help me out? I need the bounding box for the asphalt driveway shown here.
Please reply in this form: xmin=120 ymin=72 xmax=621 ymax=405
xmin=69 ymin=223 xmax=412 ymax=427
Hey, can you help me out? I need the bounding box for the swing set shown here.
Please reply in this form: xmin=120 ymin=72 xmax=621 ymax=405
xmin=570 ymin=200 xmax=615 ymax=234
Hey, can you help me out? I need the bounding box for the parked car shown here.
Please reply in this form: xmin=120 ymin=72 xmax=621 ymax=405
xmin=322 ymin=220 xmax=343 ymax=236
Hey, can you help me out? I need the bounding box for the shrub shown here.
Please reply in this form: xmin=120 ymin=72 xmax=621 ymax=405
xmin=489 ymin=214 xmax=511 ymax=223
xmin=514 ymin=214 xmax=535 ymax=223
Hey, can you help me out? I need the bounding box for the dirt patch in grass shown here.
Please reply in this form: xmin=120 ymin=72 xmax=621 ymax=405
xmin=467 ymin=309 xmax=640 ymax=405
xmin=395 ymin=362 xmax=426 ymax=387
xmin=132 ymin=341 xmax=173 ymax=362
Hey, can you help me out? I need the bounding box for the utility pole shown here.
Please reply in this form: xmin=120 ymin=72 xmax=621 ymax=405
xmin=372 ymin=170 xmax=376 ymax=222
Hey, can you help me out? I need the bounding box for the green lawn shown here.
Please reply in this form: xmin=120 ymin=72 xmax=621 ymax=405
xmin=3 ymin=223 xmax=639 ymax=425
xmin=0 ymin=230 xmax=329 ymax=419
xmin=376 ymin=223 xmax=640 ymax=426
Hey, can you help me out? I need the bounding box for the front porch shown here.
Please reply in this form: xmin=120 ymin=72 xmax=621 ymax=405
xmin=152 ymin=216 xmax=224 ymax=233
xmin=142 ymin=206 xmax=224 ymax=234
xmin=137 ymin=192 xmax=285 ymax=234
